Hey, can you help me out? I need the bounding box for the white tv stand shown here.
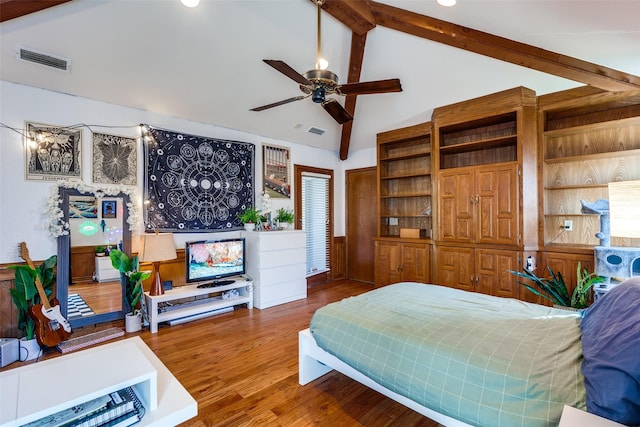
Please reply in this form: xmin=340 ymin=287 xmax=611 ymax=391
xmin=144 ymin=279 xmax=253 ymax=333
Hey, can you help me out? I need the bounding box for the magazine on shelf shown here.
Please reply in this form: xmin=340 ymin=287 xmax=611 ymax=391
xmin=23 ymin=386 xmax=145 ymax=427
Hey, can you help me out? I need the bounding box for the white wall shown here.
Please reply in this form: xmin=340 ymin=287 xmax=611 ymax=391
xmin=0 ymin=81 xmax=362 ymax=263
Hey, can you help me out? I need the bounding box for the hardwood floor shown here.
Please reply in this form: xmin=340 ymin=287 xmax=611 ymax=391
xmin=7 ymin=279 xmax=439 ymax=426
xmin=69 ymin=280 xmax=121 ymax=314
xmin=143 ymin=279 xmax=438 ymax=426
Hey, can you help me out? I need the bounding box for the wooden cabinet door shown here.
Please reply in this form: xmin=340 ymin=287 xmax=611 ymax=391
xmin=439 ymin=170 xmax=473 ymax=242
xmin=476 ymin=164 xmax=519 ymax=245
xmin=475 ymin=249 xmax=519 ymax=298
xmin=374 ymin=241 xmax=401 ymax=287
xmin=400 ymin=243 xmax=430 ymax=283
xmin=540 ymin=251 xmax=595 ymax=305
xmin=436 ymin=246 xmax=474 ymax=291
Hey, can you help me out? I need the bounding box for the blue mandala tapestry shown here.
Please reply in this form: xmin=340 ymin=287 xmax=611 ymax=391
xmin=144 ymin=126 xmax=255 ymax=232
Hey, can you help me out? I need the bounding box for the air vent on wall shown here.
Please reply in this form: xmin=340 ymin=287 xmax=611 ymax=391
xmin=15 ymin=46 xmax=71 ymax=72
xmin=307 ymin=126 xmax=326 ymax=136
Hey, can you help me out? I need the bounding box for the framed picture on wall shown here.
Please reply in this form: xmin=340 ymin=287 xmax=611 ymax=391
xmin=263 ymin=144 xmax=291 ymax=199
xmin=102 ymin=200 xmax=117 ymax=218
xmin=24 ymin=122 xmax=81 ymax=181
xmin=69 ymin=196 xmax=97 ymax=219
xmin=92 ymin=132 xmax=137 ymax=185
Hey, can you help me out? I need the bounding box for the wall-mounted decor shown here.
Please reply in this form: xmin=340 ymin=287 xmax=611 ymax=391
xmin=102 ymin=200 xmax=117 ymax=218
xmin=263 ymin=144 xmax=291 ymax=199
xmin=25 ymin=122 xmax=81 ymax=181
xmin=92 ymin=132 xmax=137 ymax=185
xmin=144 ymin=125 xmax=255 ymax=232
xmin=69 ymin=195 xmax=97 ymax=219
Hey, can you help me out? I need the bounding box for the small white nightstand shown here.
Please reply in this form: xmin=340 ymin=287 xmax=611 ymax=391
xmin=94 ymin=256 xmax=119 ymax=282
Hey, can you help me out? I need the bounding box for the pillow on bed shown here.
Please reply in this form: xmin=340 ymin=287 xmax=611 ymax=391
xmin=580 ymin=277 xmax=640 ymax=424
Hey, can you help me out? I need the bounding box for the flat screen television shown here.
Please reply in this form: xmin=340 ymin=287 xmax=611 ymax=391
xmin=185 ymin=238 xmax=245 ymax=284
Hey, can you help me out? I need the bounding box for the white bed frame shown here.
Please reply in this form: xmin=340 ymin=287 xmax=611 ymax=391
xmin=298 ymin=328 xmax=472 ymax=427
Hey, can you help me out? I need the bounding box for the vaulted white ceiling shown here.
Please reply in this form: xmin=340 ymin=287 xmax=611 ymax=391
xmin=1 ymin=0 xmax=639 ymax=157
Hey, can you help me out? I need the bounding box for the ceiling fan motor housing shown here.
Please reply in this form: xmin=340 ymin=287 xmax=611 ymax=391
xmin=301 ymin=69 xmax=339 ymax=99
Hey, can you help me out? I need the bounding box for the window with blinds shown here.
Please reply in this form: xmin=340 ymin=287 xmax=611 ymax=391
xmin=302 ymin=172 xmax=330 ymax=276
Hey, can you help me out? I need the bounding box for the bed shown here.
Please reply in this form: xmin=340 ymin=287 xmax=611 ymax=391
xmin=299 ymin=281 xmax=640 ymax=426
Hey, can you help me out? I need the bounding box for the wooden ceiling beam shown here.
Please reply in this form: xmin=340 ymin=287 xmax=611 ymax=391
xmin=339 ymin=32 xmax=367 ymax=160
xmin=369 ymin=1 xmax=640 ymax=92
xmin=312 ymin=0 xmax=376 ymax=36
xmin=0 ymin=0 xmax=71 ymax=22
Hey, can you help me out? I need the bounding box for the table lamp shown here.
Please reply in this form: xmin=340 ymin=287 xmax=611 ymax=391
xmin=138 ymin=231 xmax=177 ymax=296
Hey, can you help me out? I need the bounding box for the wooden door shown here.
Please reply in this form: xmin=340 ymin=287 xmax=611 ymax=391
xmin=374 ymin=240 xmax=401 ymax=287
xmin=346 ymin=167 xmax=377 ymax=283
xmin=476 ymin=164 xmax=519 ymax=245
xmin=436 ymin=246 xmax=474 ymax=291
xmin=439 ymin=169 xmax=473 ymax=242
xmin=475 ymin=249 xmax=519 ymax=298
xmin=400 ymin=243 xmax=430 ymax=284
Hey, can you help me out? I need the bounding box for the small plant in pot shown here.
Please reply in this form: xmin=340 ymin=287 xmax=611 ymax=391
xmin=237 ymin=207 xmax=261 ymax=231
xmin=110 ymin=250 xmax=151 ymax=332
xmin=94 ymin=245 xmax=107 ymax=256
xmin=275 ymin=207 xmax=294 ymax=229
xmin=8 ymin=255 xmax=57 ymax=359
xmin=509 ymin=262 xmax=604 ymax=309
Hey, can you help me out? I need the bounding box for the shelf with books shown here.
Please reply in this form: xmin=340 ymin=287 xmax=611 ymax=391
xmin=0 ymin=337 xmax=197 ymax=427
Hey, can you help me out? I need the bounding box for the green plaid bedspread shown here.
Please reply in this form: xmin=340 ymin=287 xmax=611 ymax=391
xmin=309 ymin=282 xmax=586 ymax=427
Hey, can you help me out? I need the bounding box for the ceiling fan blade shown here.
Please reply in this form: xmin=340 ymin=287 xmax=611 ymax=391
xmin=263 ymin=59 xmax=313 ymax=86
xmin=322 ymin=99 xmax=354 ymax=124
xmin=250 ymin=95 xmax=307 ymax=112
xmin=337 ymin=78 xmax=402 ymax=95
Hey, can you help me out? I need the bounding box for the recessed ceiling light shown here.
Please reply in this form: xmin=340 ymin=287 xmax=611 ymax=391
xmin=180 ymin=0 xmax=200 ymax=8
xmin=437 ymin=0 xmax=456 ymax=6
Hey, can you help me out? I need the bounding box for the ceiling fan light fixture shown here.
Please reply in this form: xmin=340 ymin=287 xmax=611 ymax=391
xmin=316 ymin=58 xmax=329 ymax=71
xmin=312 ymin=87 xmax=326 ymax=103
xmin=437 ymin=0 xmax=456 ymax=7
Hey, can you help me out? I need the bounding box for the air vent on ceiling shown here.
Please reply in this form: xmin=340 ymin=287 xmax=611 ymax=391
xmin=15 ymin=46 xmax=71 ymax=72
xmin=307 ymin=126 xmax=326 ymax=136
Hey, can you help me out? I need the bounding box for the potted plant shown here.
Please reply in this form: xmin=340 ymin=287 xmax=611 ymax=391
xmin=110 ymin=250 xmax=151 ymax=332
xmin=509 ymin=262 xmax=604 ymax=309
xmin=8 ymin=255 xmax=57 ymax=360
xmin=237 ymin=207 xmax=261 ymax=231
xmin=275 ymin=207 xmax=294 ymax=229
xmin=94 ymin=245 xmax=107 ymax=256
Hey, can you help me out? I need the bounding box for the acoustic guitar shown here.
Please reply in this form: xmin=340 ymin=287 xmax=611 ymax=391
xmin=19 ymin=242 xmax=72 ymax=347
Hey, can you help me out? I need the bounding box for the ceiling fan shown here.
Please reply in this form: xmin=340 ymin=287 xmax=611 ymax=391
xmin=250 ymin=0 xmax=402 ymax=124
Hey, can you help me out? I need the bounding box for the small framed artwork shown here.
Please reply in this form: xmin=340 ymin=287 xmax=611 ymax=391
xmin=92 ymin=132 xmax=137 ymax=185
xmin=25 ymin=122 xmax=81 ymax=181
xmin=69 ymin=196 xmax=97 ymax=219
xmin=102 ymin=200 xmax=117 ymax=219
xmin=263 ymin=144 xmax=291 ymax=199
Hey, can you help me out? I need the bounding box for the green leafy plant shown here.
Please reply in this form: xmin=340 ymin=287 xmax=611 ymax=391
xmin=110 ymin=250 xmax=151 ymax=315
xmin=8 ymin=255 xmax=57 ymax=339
xmin=509 ymin=262 xmax=604 ymax=309
xmin=275 ymin=207 xmax=294 ymax=224
xmin=94 ymin=245 xmax=107 ymax=254
xmin=237 ymin=207 xmax=261 ymax=224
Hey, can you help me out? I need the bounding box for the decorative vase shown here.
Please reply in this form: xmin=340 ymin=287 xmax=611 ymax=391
xmin=125 ymin=312 xmax=142 ymax=333
xmin=244 ymin=223 xmax=255 ymax=231
xmin=19 ymin=337 xmax=42 ymax=361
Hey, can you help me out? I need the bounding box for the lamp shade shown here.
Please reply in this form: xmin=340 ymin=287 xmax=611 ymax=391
xmin=138 ymin=233 xmax=177 ymax=262
xmin=609 ymin=180 xmax=640 ymax=238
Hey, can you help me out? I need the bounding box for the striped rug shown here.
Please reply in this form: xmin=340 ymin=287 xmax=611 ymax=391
xmin=67 ymin=293 xmax=95 ymax=319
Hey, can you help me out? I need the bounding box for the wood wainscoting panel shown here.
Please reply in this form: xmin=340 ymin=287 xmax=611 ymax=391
xmin=0 ymin=269 xmax=18 ymax=337
xmin=332 ymin=236 xmax=346 ymax=280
